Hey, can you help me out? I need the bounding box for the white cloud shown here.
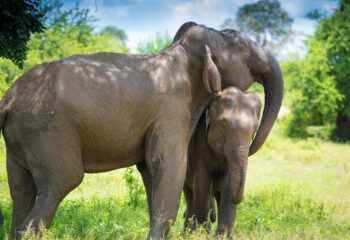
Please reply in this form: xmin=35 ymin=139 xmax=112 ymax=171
xmin=77 ymin=1 xmax=130 ymax=30
xmin=281 ymin=0 xmax=304 ymax=17
xmin=293 ymin=18 xmax=316 ymax=35
xmin=321 ymin=0 xmax=338 ymax=12
xmin=115 ymin=7 xmax=129 ymax=18
xmin=171 ymin=0 xmax=229 ymax=30
xmin=125 ymin=30 xmax=158 ymax=53
xmin=278 ymin=18 xmax=317 ymax=59
xmin=91 ymin=6 xmax=129 ymax=20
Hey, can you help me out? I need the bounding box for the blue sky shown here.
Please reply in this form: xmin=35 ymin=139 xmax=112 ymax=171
xmin=61 ymin=0 xmax=338 ymax=56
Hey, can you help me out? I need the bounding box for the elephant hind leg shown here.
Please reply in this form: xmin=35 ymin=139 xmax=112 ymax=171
xmin=17 ymin=133 xmax=84 ymax=237
xmin=7 ymin=151 xmax=37 ymax=239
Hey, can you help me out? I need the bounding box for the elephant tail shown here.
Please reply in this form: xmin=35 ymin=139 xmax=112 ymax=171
xmin=0 ymin=105 xmax=5 ymax=227
xmin=0 ymin=101 xmax=6 ymax=228
xmin=0 ymin=109 xmax=6 ymax=137
xmin=0 ymin=93 xmax=10 ymax=137
xmin=0 ymin=91 xmax=12 ymax=228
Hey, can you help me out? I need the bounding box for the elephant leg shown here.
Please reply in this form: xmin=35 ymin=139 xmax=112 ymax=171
xmin=217 ymin=176 xmax=237 ymax=239
xmin=145 ymin=125 xmax=187 ymax=240
xmin=7 ymin=151 xmax=37 ymax=239
xmin=17 ymin=133 xmax=84 ymax=237
xmin=183 ymin=184 xmax=194 ymax=231
xmin=192 ymin=166 xmax=212 ymax=232
xmin=136 ymin=161 xmax=153 ymax=218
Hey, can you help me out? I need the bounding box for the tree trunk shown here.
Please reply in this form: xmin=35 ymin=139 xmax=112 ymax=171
xmin=335 ymin=110 xmax=350 ymax=141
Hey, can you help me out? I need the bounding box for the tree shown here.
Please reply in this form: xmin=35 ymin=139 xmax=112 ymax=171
xmin=284 ymin=0 xmax=350 ymax=141
xmin=99 ymin=26 xmax=128 ymax=45
xmin=282 ymin=39 xmax=342 ymax=139
xmin=0 ymin=0 xmax=129 ymax=97
xmin=136 ymin=32 xmax=172 ymax=54
xmin=221 ymin=0 xmax=293 ymax=55
xmin=0 ymin=0 xmax=44 ymax=68
xmin=313 ymin=0 xmax=350 ymax=140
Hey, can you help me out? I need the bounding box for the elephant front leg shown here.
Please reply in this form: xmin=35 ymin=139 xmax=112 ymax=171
xmin=192 ymin=166 xmax=213 ymax=232
xmin=145 ymin=125 xmax=188 ymax=240
xmin=217 ymin=175 xmax=237 ymax=239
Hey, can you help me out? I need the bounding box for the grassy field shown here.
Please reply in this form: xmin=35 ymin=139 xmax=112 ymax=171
xmin=0 ymin=120 xmax=350 ymax=239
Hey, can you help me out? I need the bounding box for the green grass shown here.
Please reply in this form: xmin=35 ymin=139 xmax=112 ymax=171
xmin=0 ymin=121 xmax=350 ymax=239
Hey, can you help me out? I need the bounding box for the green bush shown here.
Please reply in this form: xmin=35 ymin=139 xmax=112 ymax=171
xmin=281 ymin=38 xmax=342 ymax=139
xmin=136 ymin=32 xmax=172 ymax=54
xmin=281 ymin=1 xmax=350 ymax=141
xmin=122 ymin=167 xmax=146 ymax=208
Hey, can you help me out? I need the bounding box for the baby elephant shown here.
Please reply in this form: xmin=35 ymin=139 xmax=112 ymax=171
xmin=184 ymin=87 xmax=261 ymax=237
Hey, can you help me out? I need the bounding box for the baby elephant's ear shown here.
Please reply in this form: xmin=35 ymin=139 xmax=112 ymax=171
xmin=203 ymin=45 xmax=221 ymax=96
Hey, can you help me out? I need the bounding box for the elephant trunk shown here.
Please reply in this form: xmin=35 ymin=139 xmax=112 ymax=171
xmin=226 ymin=143 xmax=249 ymax=204
xmin=249 ymin=52 xmax=284 ymax=156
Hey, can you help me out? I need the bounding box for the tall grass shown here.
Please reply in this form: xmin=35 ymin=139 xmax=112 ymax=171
xmin=0 ymin=121 xmax=349 ymax=239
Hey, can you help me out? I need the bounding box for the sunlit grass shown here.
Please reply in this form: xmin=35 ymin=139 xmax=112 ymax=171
xmin=0 ymin=121 xmax=350 ymax=239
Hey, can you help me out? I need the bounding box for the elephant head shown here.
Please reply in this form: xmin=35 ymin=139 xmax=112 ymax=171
xmin=206 ymin=87 xmax=261 ymax=203
xmin=173 ymin=22 xmax=283 ymax=155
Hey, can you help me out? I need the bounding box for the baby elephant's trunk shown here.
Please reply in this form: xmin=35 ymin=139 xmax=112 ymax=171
xmin=227 ymin=144 xmax=249 ymax=205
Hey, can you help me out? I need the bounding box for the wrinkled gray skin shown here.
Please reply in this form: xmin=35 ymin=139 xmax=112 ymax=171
xmin=0 ymin=22 xmax=283 ymax=239
xmin=183 ymin=87 xmax=261 ymax=238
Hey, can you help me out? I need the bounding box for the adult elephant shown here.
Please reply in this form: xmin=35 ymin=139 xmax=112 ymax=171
xmin=0 ymin=22 xmax=283 ymax=239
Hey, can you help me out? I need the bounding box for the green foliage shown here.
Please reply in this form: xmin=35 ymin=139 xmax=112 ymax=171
xmin=99 ymin=26 xmax=128 ymax=45
xmin=221 ymin=0 xmax=293 ymax=55
xmin=313 ymin=0 xmax=350 ymax=140
xmin=282 ymin=39 xmax=342 ymax=138
xmin=283 ymin=0 xmax=350 ymax=140
xmin=122 ymin=167 xmax=146 ymax=208
xmin=0 ymin=0 xmax=129 ymax=98
xmin=136 ymin=32 xmax=172 ymax=54
xmin=0 ymin=0 xmax=44 ymax=68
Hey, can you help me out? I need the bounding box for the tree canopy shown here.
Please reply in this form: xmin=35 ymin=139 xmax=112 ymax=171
xmin=284 ymin=0 xmax=350 ymax=141
xmin=221 ymin=0 xmax=293 ymax=55
xmin=99 ymin=26 xmax=128 ymax=45
xmin=314 ymin=0 xmax=350 ymax=140
xmin=0 ymin=0 xmax=44 ymax=68
xmin=0 ymin=0 xmax=128 ymax=96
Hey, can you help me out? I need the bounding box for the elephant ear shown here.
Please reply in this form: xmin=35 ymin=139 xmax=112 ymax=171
xmin=203 ymin=45 xmax=221 ymax=96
